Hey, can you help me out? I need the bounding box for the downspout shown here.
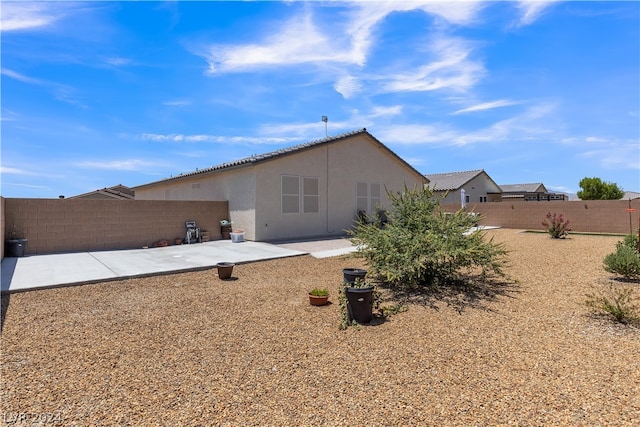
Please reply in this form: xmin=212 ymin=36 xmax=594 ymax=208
xmin=325 ymin=144 xmax=331 ymax=234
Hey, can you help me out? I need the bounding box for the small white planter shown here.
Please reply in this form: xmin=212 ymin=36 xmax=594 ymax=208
xmin=230 ymin=230 xmax=245 ymax=243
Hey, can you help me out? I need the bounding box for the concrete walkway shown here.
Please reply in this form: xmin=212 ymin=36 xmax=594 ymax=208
xmin=1 ymin=237 xmax=358 ymax=293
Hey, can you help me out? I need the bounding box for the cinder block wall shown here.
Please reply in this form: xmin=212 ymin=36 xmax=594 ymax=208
xmin=442 ymin=199 xmax=640 ymax=235
xmin=1 ymin=197 xmax=5 ymax=259
xmin=3 ymin=199 xmax=229 ymax=256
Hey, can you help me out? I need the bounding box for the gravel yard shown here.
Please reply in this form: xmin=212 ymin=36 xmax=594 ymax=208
xmin=1 ymin=229 xmax=639 ymax=426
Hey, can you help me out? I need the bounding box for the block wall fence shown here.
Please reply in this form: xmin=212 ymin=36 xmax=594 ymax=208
xmin=1 ymin=198 xmax=229 ymax=258
xmin=442 ymin=199 xmax=640 ymax=235
xmin=1 ymin=197 xmax=639 ymax=260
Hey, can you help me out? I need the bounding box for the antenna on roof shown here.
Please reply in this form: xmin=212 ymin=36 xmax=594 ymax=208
xmin=321 ymin=116 xmax=328 ymax=137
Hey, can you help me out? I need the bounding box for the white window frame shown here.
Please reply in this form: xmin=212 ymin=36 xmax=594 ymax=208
xmin=282 ymin=175 xmax=319 ymax=214
xmin=356 ymin=182 xmax=382 ymax=214
xmin=282 ymin=175 xmax=300 ymax=214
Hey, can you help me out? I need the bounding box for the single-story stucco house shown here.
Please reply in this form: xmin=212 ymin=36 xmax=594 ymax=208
xmin=424 ymin=169 xmax=502 ymax=204
xmin=133 ymin=128 xmax=427 ymax=241
xmin=67 ymin=184 xmax=135 ymax=200
xmin=500 ymin=183 xmax=567 ymax=201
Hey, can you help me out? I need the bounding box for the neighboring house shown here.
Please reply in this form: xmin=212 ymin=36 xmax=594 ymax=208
xmin=622 ymin=191 xmax=640 ymax=200
xmin=133 ymin=129 xmax=427 ymax=241
xmin=67 ymin=184 xmax=135 ymax=200
xmin=424 ymin=169 xmax=502 ymax=204
xmin=500 ymin=183 xmax=567 ymax=201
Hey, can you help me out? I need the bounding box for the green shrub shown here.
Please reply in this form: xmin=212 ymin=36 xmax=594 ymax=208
xmin=604 ymin=244 xmax=640 ymax=280
xmin=617 ymin=233 xmax=639 ymax=251
xmin=309 ymin=287 xmax=329 ymax=296
xmin=586 ymin=285 xmax=640 ymax=326
xmin=347 ymin=185 xmax=508 ymax=288
xmin=541 ymin=212 xmax=570 ymax=238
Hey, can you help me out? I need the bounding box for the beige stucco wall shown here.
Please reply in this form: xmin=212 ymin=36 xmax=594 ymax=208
xmin=252 ymin=135 xmax=425 ymax=241
xmin=135 ymin=168 xmax=257 ymax=239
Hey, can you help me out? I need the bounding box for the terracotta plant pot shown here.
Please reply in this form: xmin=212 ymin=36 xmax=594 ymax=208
xmin=216 ymin=262 xmax=235 ymax=280
xmin=309 ymin=293 xmax=329 ymax=306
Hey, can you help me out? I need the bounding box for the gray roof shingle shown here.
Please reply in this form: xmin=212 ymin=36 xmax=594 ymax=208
xmin=424 ymin=170 xmax=485 ymax=191
xmin=500 ymin=183 xmax=546 ymax=193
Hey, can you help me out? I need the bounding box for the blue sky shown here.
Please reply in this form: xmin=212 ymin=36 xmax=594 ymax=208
xmin=1 ymin=1 xmax=638 ymax=198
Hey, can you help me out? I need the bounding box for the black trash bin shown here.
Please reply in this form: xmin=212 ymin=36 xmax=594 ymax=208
xmin=5 ymin=238 xmax=28 ymax=257
xmin=343 ymin=268 xmax=367 ymax=285
xmin=345 ymin=286 xmax=374 ymax=324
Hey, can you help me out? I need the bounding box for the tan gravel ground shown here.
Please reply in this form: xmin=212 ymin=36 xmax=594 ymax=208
xmin=1 ymin=229 xmax=639 ymax=426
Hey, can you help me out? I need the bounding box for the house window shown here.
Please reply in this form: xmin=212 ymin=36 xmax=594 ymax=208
xmin=303 ymin=177 xmax=319 ymax=213
xmin=371 ymin=183 xmax=381 ymax=211
xmin=282 ymin=175 xmax=300 ymax=214
xmin=282 ymin=175 xmax=319 ymax=214
xmin=357 ymin=182 xmax=382 ymax=213
xmin=356 ymin=182 xmax=368 ymax=213
xmin=479 ymin=196 xmax=487 ymax=203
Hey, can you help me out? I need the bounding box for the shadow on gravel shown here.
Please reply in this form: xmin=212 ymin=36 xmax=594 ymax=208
xmin=1 ymin=292 xmax=9 ymax=336
xmin=383 ymin=274 xmax=520 ymax=314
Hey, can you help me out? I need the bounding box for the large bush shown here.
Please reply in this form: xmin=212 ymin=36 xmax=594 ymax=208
xmin=348 ymin=185 xmax=508 ymax=288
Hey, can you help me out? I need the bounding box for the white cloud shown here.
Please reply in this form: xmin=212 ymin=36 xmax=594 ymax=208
xmin=375 ymin=124 xmax=458 ymax=145
xmin=585 ymin=136 xmax=607 ymax=143
xmin=162 ymin=100 xmax=192 ymax=107
xmin=334 ymin=75 xmax=362 ymax=99
xmin=0 ymin=166 xmax=36 ymax=175
xmin=141 ymin=133 xmax=300 ymax=145
xmin=453 ymin=99 xmax=521 ymax=114
xmin=0 ymin=3 xmax=63 ymax=32
xmin=1 ymin=68 xmax=43 ymax=85
xmin=579 ymin=140 xmax=640 ymax=170
xmin=374 ymin=101 xmax=558 ymax=146
xmin=0 ymin=3 xmax=84 ymax=32
xmin=2 ymin=68 xmax=84 ymax=107
xmin=75 ymin=160 xmax=165 ymax=171
xmin=370 ymin=105 xmax=403 ymax=117
xmin=103 ymin=56 xmax=133 ymax=67
xmin=379 ymin=36 xmax=485 ymax=94
xmin=205 ymin=13 xmax=355 ymax=73
xmin=513 ymin=1 xmax=557 ymax=27
xmin=203 ymin=1 xmax=484 ymax=73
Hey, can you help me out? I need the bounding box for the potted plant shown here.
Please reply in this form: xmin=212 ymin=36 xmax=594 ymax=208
xmin=5 ymin=225 xmax=28 ymax=258
xmin=308 ymin=287 xmax=329 ymax=306
xmin=340 ymin=269 xmax=376 ymax=325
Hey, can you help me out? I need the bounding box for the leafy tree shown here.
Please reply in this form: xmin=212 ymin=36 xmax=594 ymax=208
xmin=348 ymin=185 xmax=508 ymax=288
xmin=577 ymin=177 xmax=624 ymax=200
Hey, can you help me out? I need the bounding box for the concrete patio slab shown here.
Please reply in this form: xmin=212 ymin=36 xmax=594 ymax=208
xmin=1 ymin=240 xmax=309 ymax=293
